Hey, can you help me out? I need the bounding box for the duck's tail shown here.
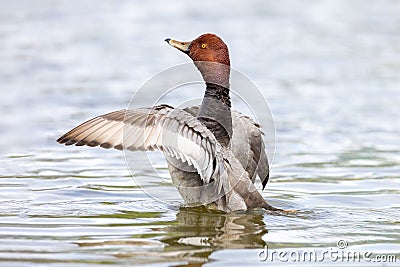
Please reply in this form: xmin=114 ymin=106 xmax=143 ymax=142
xmin=262 ymin=203 xmax=299 ymax=214
xmin=262 ymin=202 xmax=283 ymax=212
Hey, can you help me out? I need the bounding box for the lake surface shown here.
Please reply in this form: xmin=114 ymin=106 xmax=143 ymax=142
xmin=0 ymin=0 xmax=399 ymax=266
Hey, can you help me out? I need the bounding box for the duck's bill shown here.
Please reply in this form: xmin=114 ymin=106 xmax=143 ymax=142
xmin=165 ymin=38 xmax=191 ymax=54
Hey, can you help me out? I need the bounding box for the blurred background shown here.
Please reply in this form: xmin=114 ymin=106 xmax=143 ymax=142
xmin=0 ymin=0 xmax=399 ymax=266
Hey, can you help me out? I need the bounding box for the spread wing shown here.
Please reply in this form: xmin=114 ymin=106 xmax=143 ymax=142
xmin=57 ymin=104 xmax=228 ymax=188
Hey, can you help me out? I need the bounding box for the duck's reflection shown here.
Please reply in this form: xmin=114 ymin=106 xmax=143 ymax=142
xmin=75 ymin=206 xmax=269 ymax=266
xmin=154 ymin=206 xmax=268 ymax=264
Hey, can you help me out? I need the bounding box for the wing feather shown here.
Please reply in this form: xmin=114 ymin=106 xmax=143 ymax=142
xmin=58 ymin=105 xmax=228 ymax=188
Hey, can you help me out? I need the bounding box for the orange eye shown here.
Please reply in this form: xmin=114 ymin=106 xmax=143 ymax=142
xmin=201 ymin=43 xmax=206 ymax=48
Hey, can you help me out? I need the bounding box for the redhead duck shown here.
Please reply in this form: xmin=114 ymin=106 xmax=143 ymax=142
xmin=58 ymin=33 xmax=278 ymax=212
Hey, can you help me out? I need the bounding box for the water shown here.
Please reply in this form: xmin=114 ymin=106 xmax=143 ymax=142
xmin=1 ymin=0 xmax=399 ymax=266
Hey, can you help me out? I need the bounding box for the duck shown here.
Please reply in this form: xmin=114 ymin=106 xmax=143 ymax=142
xmin=57 ymin=33 xmax=279 ymax=212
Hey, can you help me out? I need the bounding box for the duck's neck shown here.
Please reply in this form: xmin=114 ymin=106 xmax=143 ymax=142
xmin=197 ymin=83 xmax=232 ymax=147
xmin=204 ymin=83 xmax=231 ymax=108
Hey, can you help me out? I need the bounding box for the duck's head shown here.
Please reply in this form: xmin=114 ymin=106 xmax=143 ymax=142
xmin=165 ymin=33 xmax=230 ymax=87
xmin=165 ymin=33 xmax=230 ymax=66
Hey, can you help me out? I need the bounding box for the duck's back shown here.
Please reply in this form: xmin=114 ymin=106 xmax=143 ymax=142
xmin=185 ymin=105 xmax=269 ymax=185
xmin=165 ymin=105 xmax=270 ymax=207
